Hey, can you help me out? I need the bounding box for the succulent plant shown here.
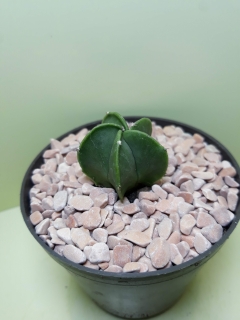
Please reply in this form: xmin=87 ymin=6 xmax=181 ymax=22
xmin=78 ymin=112 xmax=168 ymax=200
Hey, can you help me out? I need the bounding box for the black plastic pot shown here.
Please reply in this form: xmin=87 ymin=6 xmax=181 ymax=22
xmin=20 ymin=117 xmax=240 ymax=319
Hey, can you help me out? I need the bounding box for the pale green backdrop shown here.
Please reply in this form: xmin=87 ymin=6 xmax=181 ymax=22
xmin=0 ymin=2 xmax=240 ymax=320
xmin=1 ymin=0 xmax=240 ymax=211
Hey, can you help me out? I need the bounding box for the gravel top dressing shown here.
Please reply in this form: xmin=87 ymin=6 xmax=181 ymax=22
xmin=29 ymin=122 xmax=239 ymax=273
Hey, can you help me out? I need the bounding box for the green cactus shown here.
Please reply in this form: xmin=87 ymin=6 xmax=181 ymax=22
xmin=78 ymin=112 xmax=168 ymax=201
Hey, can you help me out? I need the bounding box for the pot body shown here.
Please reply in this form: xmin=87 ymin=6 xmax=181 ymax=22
xmin=20 ymin=117 xmax=240 ymax=319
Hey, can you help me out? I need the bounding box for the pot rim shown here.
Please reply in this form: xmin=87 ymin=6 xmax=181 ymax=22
xmin=20 ymin=116 xmax=240 ymax=280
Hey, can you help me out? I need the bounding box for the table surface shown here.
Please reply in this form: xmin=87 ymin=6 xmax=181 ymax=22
xmin=0 ymin=206 xmax=239 ymax=320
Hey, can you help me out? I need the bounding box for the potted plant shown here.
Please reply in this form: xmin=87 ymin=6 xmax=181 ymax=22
xmin=20 ymin=113 xmax=240 ymax=319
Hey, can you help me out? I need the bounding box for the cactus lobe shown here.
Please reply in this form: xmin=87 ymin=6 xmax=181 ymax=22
xmin=78 ymin=113 xmax=168 ymax=200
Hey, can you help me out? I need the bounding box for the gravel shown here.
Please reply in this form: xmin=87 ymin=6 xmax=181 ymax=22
xmin=29 ymin=123 xmax=239 ymax=273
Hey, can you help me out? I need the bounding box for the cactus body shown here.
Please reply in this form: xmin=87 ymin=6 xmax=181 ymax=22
xmin=78 ymin=113 xmax=168 ymax=200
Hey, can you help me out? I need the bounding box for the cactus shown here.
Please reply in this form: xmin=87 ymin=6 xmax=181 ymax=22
xmin=78 ymin=112 xmax=168 ymax=200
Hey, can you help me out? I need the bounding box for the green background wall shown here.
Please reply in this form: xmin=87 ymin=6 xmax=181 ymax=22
xmin=1 ymin=0 xmax=240 ymax=211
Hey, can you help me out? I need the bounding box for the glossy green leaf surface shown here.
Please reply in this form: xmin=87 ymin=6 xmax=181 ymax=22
xmin=123 ymin=130 xmax=168 ymax=186
xmin=108 ymin=130 xmax=138 ymax=200
xmin=78 ymin=123 xmax=122 ymax=187
xmin=130 ymin=118 xmax=152 ymax=136
xmin=102 ymin=112 xmax=129 ymax=131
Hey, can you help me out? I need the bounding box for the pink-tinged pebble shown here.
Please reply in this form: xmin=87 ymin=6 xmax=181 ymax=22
xmin=35 ymin=218 xmax=50 ymax=235
xmin=70 ymin=227 xmax=92 ymax=250
xmin=31 ymin=173 xmax=43 ymax=184
xmin=65 ymin=151 xmax=77 ymax=165
xmin=191 ymin=171 xmax=214 ymax=180
xmin=201 ymin=224 xmax=223 ymax=243
xmin=155 ymin=199 xmax=170 ymax=213
xmin=178 ymin=192 xmax=193 ymax=204
xmin=31 ymin=202 xmax=43 ymax=213
xmin=98 ymin=262 xmax=109 ymax=270
xmin=53 ymin=191 xmax=68 ymax=212
xmin=50 ymin=138 xmax=63 ymax=151
xmin=212 ymin=176 xmax=224 ymax=191
xmin=184 ymin=249 xmax=199 ymax=262
xmin=204 ymin=152 xmax=221 ymax=162
xmin=194 ymin=233 xmax=212 ymax=254
xmin=180 ymin=180 xmax=194 ymax=193
xmin=147 ymin=238 xmax=170 ymax=269
xmin=73 ymin=212 xmax=84 ymax=227
xmin=178 ymin=202 xmax=194 ymax=218
xmin=224 ymin=176 xmax=239 ymax=188
xmin=167 ymin=231 xmax=181 ymax=244
xmin=53 ymin=218 xmax=66 ymax=229
xmin=170 ymin=244 xmax=183 ymax=265
xmin=139 ymin=199 xmax=155 ymax=216
xmin=194 ymin=198 xmax=213 ymax=211
xmin=89 ymin=188 xmax=104 ymax=200
xmin=113 ymin=245 xmax=132 ymax=267
xmin=174 ymin=138 xmax=195 ymax=155
xmin=98 ymin=208 xmax=109 ymax=228
xmin=181 ymin=235 xmax=195 ymax=248
xmin=219 ymin=185 xmax=229 ymax=199
xmin=176 ymin=241 xmax=190 ymax=258
xmin=143 ymin=218 xmax=156 ymax=239
xmin=82 ymin=183 xmax=95 ymax=195
xmin=83 ymin=261 xmax=99 ymax=270
xmin=202 ymin=189 xmax=217 ymax=202
xmin=139 ymin=191 xmax=158 ymax=201
xmin=175 ymin=173 xmax=193 ymax=187
xmin=63 ymin=245 xmax=86 ymax=264
xmin=151 ymin=211 xmax=165 ymax=223
xmin=70 ymin=195 xmax=93 ymax=211
xmin=51 ymin=234 xmax=65 ymax=245
xmin=130 ymin=218 xmax=149 ymax=232
xmin=138 ymin=256 xmax=156 ymax=271
xmin=227 ymin=190 xmax=238 ymax=211
xmin=105 ymin=265 xmax=123 ymax=273
xmin=196 ymin=211 xmax=216 ymax=228
xmin=43 ymin=149 xmax=59 ymax=159
xmin=108 ymin=192 xmax=118 ymax=205
xmin=210 ymin=206 xmax=234 ymax=226
xmin=162 ymin=183 xmax=180 ymax=196
xmin=54 ymin=245 xmax=65 ymax=256
xmin=138 ymin=262 xmax=149 ymax=273
xmin=94 ymin=193 xmax=108 ymax=208
xmin=158 ymin=218 xmax=173 ymax=240
xmin=192 ymin=178 xmax=206 ymax=191
xmin=219 ymin=167 xmax=237 ymax=177
xmin=82 ymin=207 xmax=101 ymax=230
xmin=123 ymin=203 xmax=140 ymax=215
xmin=107 ymin=236 xmax=132 ymax=250
xmin=181 ymin=162 xmax=199 ymax=174
xmin=193 ymin=133 xmax=204 ymax=143
xmin=118 ymin=230 xmax=151 ymax=247
xmin=180 ymin=214 xmax=196 ymax=235
xmin=123 ymin=262 xmax=141 ymax=273
xmin=169 ymin=213 xmax=180 ymax=232
xmin=92 ymin=228 xmax=108 ymax=243
xmin=42 ymin=196 xmax=54 ymax=210
xmin=107 ymin=214 xmax=125 ymax=235
xmin=42 ymin=210 xmax=54 ymax=220
xmin=217 ymin=196 xmax=228 ymax=208
xmin=89 ymin=243 xmax=110 ymax=264
xmin=65 ymin=215 xmax=78 ymax=228
xmin=57 ymin=228 xmax=72 ymax=244
xmin=30 ymin=211 xmax=43 ymax=226
xmin=132 ymin=246 xmax=146 ymax=262
xmin=152 ymin=184 xmax=167 ymax=199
